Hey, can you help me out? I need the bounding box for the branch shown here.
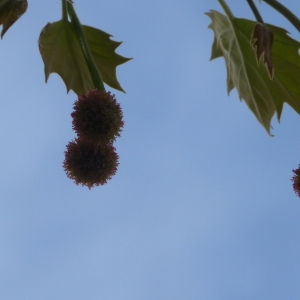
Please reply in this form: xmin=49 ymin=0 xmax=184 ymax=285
xmin=217 ymin=0 xmax=235 ymax=20
xmin=262 ymin=0 xmax=300 ymax=32
xmin=246 ymin=0 xmax=264 ymax=24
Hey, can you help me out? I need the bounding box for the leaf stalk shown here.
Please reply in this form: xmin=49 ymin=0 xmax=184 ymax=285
xmin=217 ymin=0 xmax=235 ymax=20
xmin=62 ymin=0 xmax=68 ymax=22
xmin=65 ymin=0 xmax=105 ymax=91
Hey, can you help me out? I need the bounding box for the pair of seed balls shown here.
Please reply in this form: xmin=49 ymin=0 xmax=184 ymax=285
xmin=63 ymin=90 xmax=124 ymax=188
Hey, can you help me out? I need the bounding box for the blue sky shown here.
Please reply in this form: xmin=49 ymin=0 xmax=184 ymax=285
xmin=1 ymin=0 xmax=300 ymax=299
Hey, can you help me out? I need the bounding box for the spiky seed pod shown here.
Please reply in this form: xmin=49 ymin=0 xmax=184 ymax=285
xmin=291 ymin=165 xmax=300 ymax=197
xmin=63 ymin=138 xmax=119 ymax=188
xmin=71 ymin=90 xmax=124 ymax=143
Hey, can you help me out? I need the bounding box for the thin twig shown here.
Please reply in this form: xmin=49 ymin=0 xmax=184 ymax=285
xmin=262 ymin=0 xmax=300 ymax=32
xmin=217 ymin=0 xmax=235 ymax=20
xmin=246 ymin=0 xmax=264 ymax=24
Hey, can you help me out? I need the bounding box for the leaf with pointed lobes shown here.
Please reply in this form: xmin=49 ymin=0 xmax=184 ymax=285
xmin=0 ymin=0 xmax=28 ymax=38
xmin=207 ymin=10 xmax=300 ymax=134
xmin=38 ymin=20 xmax=131 ymax=95
xmin=251 ymin=23 xmax=274 ymax=79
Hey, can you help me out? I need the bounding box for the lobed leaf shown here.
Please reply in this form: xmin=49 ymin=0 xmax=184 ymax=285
xmin=207 ymin=10 xmax=300 ymax=134
xmin=38 ymin=20 xmax=131 ymax=95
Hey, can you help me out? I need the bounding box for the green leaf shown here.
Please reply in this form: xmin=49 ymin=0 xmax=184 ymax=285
xmin=206 ymin=10 xmax=300 ymax=134
xmin=83 ymin=25 xmax=131 ymax=92
xmin=0 ymin=0 xmax=28 ymax=38
xmin=38 ymin=20 xmax=131 ymax=95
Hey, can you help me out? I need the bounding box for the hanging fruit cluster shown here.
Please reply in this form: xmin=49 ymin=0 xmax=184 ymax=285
xmin=37 ymin=0 xmax=131 ymax=187
xmin=63 ymin=90 xmax=124 ymax=188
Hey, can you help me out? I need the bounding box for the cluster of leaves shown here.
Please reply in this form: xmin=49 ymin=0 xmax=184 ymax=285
xmin=207 ymin=0 xmax=300 ymax=196
xmin=207 ymin=1 xmax=300 ymax=135
xmin=0 ymin=0 xmax=130 ymax=187
xmin=1 ymin=0 xmax=300 ymax=194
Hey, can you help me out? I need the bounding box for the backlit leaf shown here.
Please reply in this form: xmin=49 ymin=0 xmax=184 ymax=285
xmin=207 ymin=10 xmax=300 ymax=134
xmin=38 ymin=20 xmax=131 ymax=95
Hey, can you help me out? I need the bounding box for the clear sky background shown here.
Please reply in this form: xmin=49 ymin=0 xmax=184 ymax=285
xmin=1 ymin=0 xmax=300 ymax=299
